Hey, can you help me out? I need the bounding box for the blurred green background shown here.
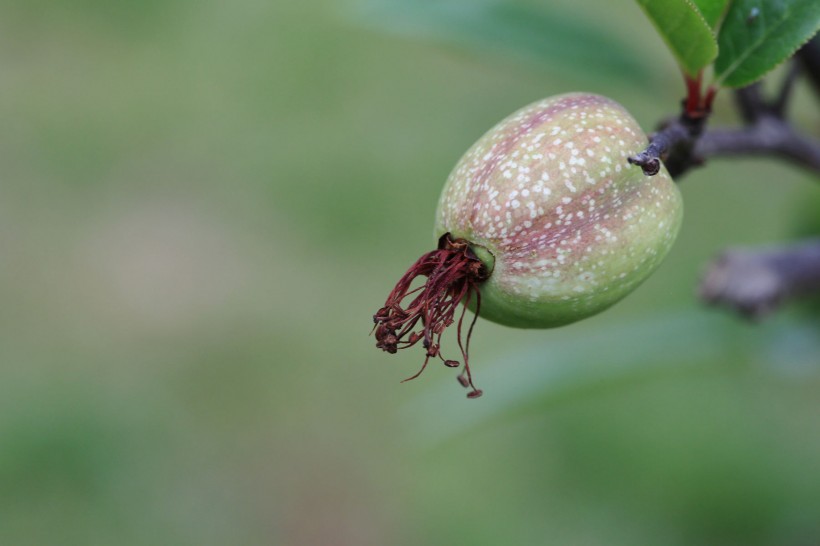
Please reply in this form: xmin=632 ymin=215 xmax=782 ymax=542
xmin=1 ymin=0 xmax=819 ymax=544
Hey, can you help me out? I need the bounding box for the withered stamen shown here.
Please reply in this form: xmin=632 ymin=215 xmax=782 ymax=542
xmin=372 ymin=233 xmax=488 ymax=398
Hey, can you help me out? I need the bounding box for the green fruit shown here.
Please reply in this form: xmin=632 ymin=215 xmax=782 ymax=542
xmin=374 ymin=93 xmax=683 ymax=398
xmin=436 ymin=92 xmax=683 ymax=328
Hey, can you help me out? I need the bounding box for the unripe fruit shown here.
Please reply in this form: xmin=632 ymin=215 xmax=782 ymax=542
xmin=374 ymin=93 xmax=683 ymax=398
xmin=438 ymin=93 xmax=683 ymax=327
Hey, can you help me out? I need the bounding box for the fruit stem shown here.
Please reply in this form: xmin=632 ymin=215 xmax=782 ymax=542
xmin=628 ymin=74 xmax=713 ymax=177
xmin=372 ymin=233 xmax=489 ymax=398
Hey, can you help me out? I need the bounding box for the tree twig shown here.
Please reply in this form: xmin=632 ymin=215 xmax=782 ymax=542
xmin=695 ymin=117 xmax=820 ymax=172
xmin=632 ymin=36 xmax=820 ymax=321
xmin=628 ymin=59 xmax=820 ymax=179
xmin=698 ymin=239 xmax=820 ymax=320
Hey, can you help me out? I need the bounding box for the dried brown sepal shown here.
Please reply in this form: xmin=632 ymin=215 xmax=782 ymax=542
xmin=372 ymin=233 xmax=489 ymax=398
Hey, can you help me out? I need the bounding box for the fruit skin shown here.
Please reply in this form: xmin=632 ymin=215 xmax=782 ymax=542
xmin=435 ymin=93 xmax=683 ymax=328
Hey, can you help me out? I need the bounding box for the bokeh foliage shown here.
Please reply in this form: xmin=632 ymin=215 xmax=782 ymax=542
xmin=1 ymin=0 xmax=819 ymax=544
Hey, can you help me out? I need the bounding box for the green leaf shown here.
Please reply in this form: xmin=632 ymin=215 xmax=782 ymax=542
xmin=692 ymin=0 xmax=730 ymax=29
xmin=635 ymin=0 xmax=719 ymax=76
xmin=715 ymin=0 xmax=820 ymax=88
xmin=353 ymin=0 xmax=648 ymax=81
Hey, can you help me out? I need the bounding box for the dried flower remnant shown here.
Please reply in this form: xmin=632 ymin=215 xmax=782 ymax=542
xmin=373 ymin=234 xmax=489 ymax=398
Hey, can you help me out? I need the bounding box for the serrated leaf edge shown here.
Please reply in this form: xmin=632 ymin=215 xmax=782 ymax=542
xmin=637 ymin=0 xmax=718 ymax=76
xmin=684 ymin=0 xmax=718 ymax=37
xmin=692 ymin=0 xmax=731 ymax=33
xmin=682 ymin=0 xmax=720 ymax=71
xmin=715 ymin=18 xmax=820 ymax=88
